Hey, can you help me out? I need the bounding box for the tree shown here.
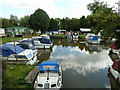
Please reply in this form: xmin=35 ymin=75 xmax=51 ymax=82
xmin=87 ymin=0 xmax=119 ymax=41
xmin=9 ymin=15 xmax=19 ymax=27
xmin=48 ymin=18 xmax=58 ymax=31
xmin=2 ymin=18 xmax=9 ymax=28
xmin=29 ymin=8 xmax=50 ymax=33
xmin=19 ymin=15 xmax=30 ymax=27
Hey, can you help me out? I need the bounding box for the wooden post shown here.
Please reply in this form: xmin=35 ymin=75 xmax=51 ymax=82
xmin=14 ymin=41 xmax=18 ymax=62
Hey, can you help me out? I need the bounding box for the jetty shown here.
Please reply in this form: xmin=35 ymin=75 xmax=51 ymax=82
xmin=25 ymin=66 xmax=39 ymax=83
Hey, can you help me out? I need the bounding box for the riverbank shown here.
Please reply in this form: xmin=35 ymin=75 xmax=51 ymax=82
xmin=2 ymin=62 xmax=35 ymax=88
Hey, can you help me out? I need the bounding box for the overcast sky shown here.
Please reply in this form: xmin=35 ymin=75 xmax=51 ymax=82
xmin=0 ymin=0 xmax=118 ymax=19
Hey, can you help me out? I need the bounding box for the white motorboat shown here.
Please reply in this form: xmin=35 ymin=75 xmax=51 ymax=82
xmin=0 ymin=44 xmax=37 ymax=65
xmin=34 ymin=61 xmax=62 ymax=89
xmin=32 ymin=37 xmax=53 ymax=49
xmin=88 ymin=35 xmax=101 ymax=44
xmin=72 ymin=32 xmax=79 ymax=39
xmin=108 ymin=61 xmax=120 ymax=84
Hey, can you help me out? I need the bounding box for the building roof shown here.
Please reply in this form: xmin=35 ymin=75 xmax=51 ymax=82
xmin=39 ymin=61 xmax=59 ymax=71
xmin=80 ymin=28 xmax=91 ymax=32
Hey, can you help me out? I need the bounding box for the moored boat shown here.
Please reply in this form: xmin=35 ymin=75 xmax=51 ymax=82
xmin=34 ymin=61 xmax=62 ymax=89
xmin=108 ymin=61 xmax=120 ymax=84
xmin=32 ymin=37 xmax=53 ymax=49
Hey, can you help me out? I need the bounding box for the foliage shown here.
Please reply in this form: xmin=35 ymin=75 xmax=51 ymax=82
xmin=87 ymin=0 xmax=120 ymax=41
xmin=29 ymin=8 xmax=50 ymax=33
xmin=9 ymin=15 xmax=19 ymax=27
xmin=19 ymin=15 xmax=30 ymax=27
xmin=48 ymin=18 xmax=59 ymax=31
xmin=2 ymin=18 xmax=9 ymax=28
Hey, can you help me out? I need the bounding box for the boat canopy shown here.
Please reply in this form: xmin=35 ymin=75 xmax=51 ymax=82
xmin=0 ymin=44 xmax=25 ymax=57
xmin=39 ymin=61 xmax=59 ymax=71
xmin=90 ymin=35 xmax=100 ymax=40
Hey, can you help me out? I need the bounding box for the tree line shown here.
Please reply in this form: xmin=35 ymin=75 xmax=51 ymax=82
xmin=2 ymin=12 xmax=90 ymax=33
xmin=1 ymin=0 xmax=120 ymax=43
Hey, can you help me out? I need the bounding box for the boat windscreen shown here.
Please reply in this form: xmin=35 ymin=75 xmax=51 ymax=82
xmin=38 ymin=38 xmax=51 ymax=44
xmin=27 ymin=53 xmax=33 ymax=59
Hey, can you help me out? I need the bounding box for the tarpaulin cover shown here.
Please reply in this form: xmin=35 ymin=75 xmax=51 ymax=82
xmin=90 ymin=36 xmax=100 ymax=41
xmin=39 ymin=61 xmax=59 ymax=71
xmin=0 ymin=44 xmax=25 ymax=57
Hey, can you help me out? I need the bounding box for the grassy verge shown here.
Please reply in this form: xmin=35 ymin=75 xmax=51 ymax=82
xmin=54 ymin=34 xmax=67 ymax=37
xmin=1 ymin=35 xmax=39 ymax=44
xmin=2 ymin=62 xmax=35 ymax=88
xmin=79 ymin=35 xmax=86 ymax=39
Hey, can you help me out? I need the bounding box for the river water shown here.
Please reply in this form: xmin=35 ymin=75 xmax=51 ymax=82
xmin=37 ymin=39 xmax=117 ymax=88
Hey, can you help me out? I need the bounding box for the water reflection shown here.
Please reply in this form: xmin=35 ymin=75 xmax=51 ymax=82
xmin=49 ymin=45 xmax=112 ymax=76
xmin=38 ymin=39 xmax=113 ymax=88
xmin=37 ymin=49 xmax=52 ymax=63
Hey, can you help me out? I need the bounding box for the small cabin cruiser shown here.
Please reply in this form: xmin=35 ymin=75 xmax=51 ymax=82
xmin=34 ymin=61 xmax=62 ymax=89
xmin=85 ymin=33 xmax=94 ymax=42
xmin=0 ymin=44 xmax=37 ymax=65
xmin=41 ymin=34 xmax=50 ymax=39
xmin=72 ymin=32 xmax=79 ymax=39
xmin=108 ymin=61 xmax=120 ymax=84
xmin=88 ymin=35 xmax=101 ymax=44
xmin=32 ymin=37 xmax=53 ymax=49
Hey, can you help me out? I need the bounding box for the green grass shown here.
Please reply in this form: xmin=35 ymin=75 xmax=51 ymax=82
xmin=1 ymin=35 xmax=39 ymax=44
xmin=79 ymin=34 xmax=86 ymax=39
xmin=54 ymin=34 xmax=67 ymax=37
xmin=2 ymin=63 xmax=35 ymax=88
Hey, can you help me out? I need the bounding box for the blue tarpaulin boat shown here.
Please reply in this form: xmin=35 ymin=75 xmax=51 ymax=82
xmin=39 ymin=61 xmax=59 ymax=71
xmin=0 ymin=44 xmax=25 ymax=57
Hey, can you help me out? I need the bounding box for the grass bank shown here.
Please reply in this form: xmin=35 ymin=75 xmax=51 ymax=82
xmin=2 ymin=62 xmax=35 ymax=88
xmin=1 ymin=35 xmax=39 ymax=44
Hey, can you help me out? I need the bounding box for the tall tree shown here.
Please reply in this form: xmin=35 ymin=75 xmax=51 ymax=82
xmin=19 ymin=15 xmax=30 ymax=27
xmin=2 ymin=18 xmax=9 ymax=28
xmin=87 ymin=0 xmax=119 ymax=41
xmin=9 ymin=15 xmax=19 ymax=27
xmin=48 ymin=18 xmax=58 ymax=31
xmin=29 ymin=8 xmax=50 ymax=33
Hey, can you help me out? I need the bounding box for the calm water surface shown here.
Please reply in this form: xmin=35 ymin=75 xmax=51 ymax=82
xmin=38 ymin=39 xmax=115 ymax=88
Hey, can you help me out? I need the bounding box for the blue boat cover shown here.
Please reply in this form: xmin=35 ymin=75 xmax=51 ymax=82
xmin=90 ymin=36 xmax=100 ymax=40
xmin=0 ymin=44 xmax=25 ymax=57
xmin=39 ymin=61 xmax=59 ymax=71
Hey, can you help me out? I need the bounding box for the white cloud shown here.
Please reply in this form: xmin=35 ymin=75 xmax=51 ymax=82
xmin=5 ymin=0 xmax=59 ymax=18
xmin=1 ymin=0 xmax=119 ymax=18
xmin=49 ymin=46 xmax=113 ymax=76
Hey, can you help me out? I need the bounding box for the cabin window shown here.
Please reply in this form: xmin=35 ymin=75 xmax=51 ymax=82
xmin=38 ymin=38 xmax=51 ymax=44
xmin=27 ymin=53 xmax=32 ymax=58
xmin=38 ymin=84 xmax=43 ymax=87
xmin=15 ymin=55 xmax=27 ymax=59
xmin=51 ymin=84 xmax=56 ymax=87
